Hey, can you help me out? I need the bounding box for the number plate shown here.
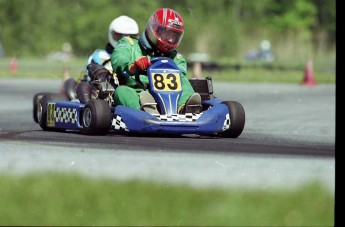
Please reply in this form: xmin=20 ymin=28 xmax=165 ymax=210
xmin=150 ymin=73 xmax=182 ymax=92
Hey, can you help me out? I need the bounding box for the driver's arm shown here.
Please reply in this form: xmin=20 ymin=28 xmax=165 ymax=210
xmin=111 ymin=38 xmax=135 ymax=78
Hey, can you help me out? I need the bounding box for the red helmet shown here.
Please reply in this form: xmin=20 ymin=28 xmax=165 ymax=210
xmin=146 ymin=8 xmax=184 ymax=54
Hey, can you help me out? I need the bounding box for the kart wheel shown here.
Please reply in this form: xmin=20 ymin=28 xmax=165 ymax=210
xmin=220 ymin=101 xmax=245 ymax=138
xmin=62 ymin=78 xmax=78 ymax=100
xmin=33 ymin=92 xmax=47 ymax=123
xmin=82 ymin=99 xmax=112 ymax=135
xmin=33 ymin=92 xmax=68 ymax=123
xmin=37 ymin=93 xmax=68 ymax=131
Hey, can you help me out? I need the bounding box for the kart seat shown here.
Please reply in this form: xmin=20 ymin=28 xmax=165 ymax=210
xmin=188 ymin=76 xmax=215 ymax=101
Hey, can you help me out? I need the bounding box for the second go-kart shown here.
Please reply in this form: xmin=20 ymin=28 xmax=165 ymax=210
xmin=33 ymin=57 xmax=245 ymax=137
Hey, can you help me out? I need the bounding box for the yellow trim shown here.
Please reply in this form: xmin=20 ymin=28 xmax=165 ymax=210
xmin=124 ymin=36 xmax=134 ymax=46
xmin=176 ymin=53 xmax=183 ymax=59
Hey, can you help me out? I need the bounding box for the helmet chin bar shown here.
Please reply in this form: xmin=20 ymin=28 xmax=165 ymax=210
xmin=157 ymin=42 xmax=173 ymax=54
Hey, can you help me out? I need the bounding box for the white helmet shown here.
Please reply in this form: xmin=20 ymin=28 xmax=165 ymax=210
xmin=108 ymin=15 xmax=139 ymax=48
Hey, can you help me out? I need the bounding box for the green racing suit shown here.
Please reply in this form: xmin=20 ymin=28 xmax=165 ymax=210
xmin=111 ymin=36 xmax=195 ymax=111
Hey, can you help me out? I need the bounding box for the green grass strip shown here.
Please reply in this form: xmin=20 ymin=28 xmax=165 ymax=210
xmin=0 ymin=57 xmax=335 ymax=84
xmin=0 ymin=172 xmax=334 ymax=226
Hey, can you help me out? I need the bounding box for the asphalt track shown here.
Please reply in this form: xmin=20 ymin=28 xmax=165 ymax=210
xmin=0 ymin=78 xmax=335 ymax=192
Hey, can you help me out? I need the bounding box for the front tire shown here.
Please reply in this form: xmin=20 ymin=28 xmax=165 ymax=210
xmin=220 ymin=101 xmax=245 ymax=138
xmin=82 ymin=99 xmax=112 ymax=135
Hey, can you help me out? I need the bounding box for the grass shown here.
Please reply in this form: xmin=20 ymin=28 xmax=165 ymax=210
xmin=207 ymin=67 xmax=335 ymax=84
xmin=0 ymin=172 xmax=334 ymax=226
xmin=0 ymin=57 xmax=336 ymax=84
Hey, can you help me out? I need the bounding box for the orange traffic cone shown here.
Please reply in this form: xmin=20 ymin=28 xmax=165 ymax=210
xmin=9 ymin=57 xmax=17 ymax=73
xmin=302 ymin=59 xmax=316 ymax=86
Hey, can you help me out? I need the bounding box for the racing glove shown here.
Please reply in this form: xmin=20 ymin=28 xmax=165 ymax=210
xmin=129 ymin=56 xmax=151 ymax=74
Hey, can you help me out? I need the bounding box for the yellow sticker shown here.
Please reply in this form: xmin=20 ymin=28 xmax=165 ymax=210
xmin=47 ymin=103 xmax=55 ymax=127
xmin=150 ymin=73 xmax=182 ymax=91
xmin=176 ymin=53 xmax=183 ymax=59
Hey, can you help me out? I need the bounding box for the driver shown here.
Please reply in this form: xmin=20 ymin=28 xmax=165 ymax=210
xmin=72 ymin=15 xmax=139 ymax=103
xmin=111 ymin=8 xmax=202 ymax=114
xmin=85 ymin=15 xmax=139 ymax=79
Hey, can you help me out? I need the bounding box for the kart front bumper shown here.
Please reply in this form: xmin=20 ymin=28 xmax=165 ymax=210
xmin=111 ymin=104 xmax=230 ymax=135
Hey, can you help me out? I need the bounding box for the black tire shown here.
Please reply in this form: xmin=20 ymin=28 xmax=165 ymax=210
xmin=33 ymin=92 xmax=68 ymax=123
xmin=63 ymin=78 xmax=78 ymax=100
xmin=82 ymin=99 xmax=112 ymax=135
xmin=37 ymin=93 xmax=68 ymax=131
xmin=220 ymin=101 xmax=245 ymax=138
xmin=33 ymin=92 xmax=48 ymax=123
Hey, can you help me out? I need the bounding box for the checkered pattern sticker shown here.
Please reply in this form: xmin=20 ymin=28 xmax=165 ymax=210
xmin=112 ymin=115 xmax=129 ymax=131
xmin=222 ymin=113 xmax=230 ymax=131
xmin=152 ymin=113 xmax=202 ymax=122
xmin=54 ymin=107 xmax=78 ymax=123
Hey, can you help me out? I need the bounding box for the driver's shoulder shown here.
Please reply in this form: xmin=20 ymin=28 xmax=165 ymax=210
xmin=170 ymin=50 xmax=185 ymax=61
xmin=117 ymin=36 xmax=139 ymax=47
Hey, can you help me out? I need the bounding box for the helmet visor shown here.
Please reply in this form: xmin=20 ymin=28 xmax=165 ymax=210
xmin=112 ymin=31 xmax=136 ymax=42
xmin=157 ymin=26 xmax=183 ymax=45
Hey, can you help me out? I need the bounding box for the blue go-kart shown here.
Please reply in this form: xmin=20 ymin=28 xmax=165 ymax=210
xmin=33 ymin=57 xmax=245 ymax=137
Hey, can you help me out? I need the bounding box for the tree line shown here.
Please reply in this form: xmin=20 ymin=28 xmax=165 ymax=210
xmin=0 ymin=0 xmax=335 ymax=61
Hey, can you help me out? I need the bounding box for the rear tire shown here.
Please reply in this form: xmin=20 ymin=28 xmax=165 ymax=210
xmin=220 ymin=101 xmax=245 ymax=138
xmin=33 ymin=92 xmax=48 ymax=123
xmin=82 ymin=99 xmax=112 ymax=135
xmin=37 ymin=93 xmax=68 ymax=131
xmin=63 ymin=78 xmax=78 ymax=100
xmin=34 ymin=92 xmax=68 ymax=123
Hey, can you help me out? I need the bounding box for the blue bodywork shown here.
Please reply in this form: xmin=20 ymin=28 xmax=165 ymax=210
xmin=46 ymin=97 xmax=230 ymax=135
xmin=44 ymin=58 xmax=232 ymax=135
xmin=112 ymin=98 xmax=229 ymax=135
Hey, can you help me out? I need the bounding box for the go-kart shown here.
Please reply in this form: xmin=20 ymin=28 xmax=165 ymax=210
xmin=33 ymin=57 xmax=245 ymax=137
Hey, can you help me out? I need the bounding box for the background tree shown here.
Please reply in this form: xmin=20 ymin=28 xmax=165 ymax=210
xmin=0 ymin=0 xmax=335 ymax=63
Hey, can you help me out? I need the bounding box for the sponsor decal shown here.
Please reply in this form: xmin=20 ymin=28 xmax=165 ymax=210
xmin=168 ymin=17 xmax=183 ymax=27
xmin=47 ymin=103 xmax=55 ymax=127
